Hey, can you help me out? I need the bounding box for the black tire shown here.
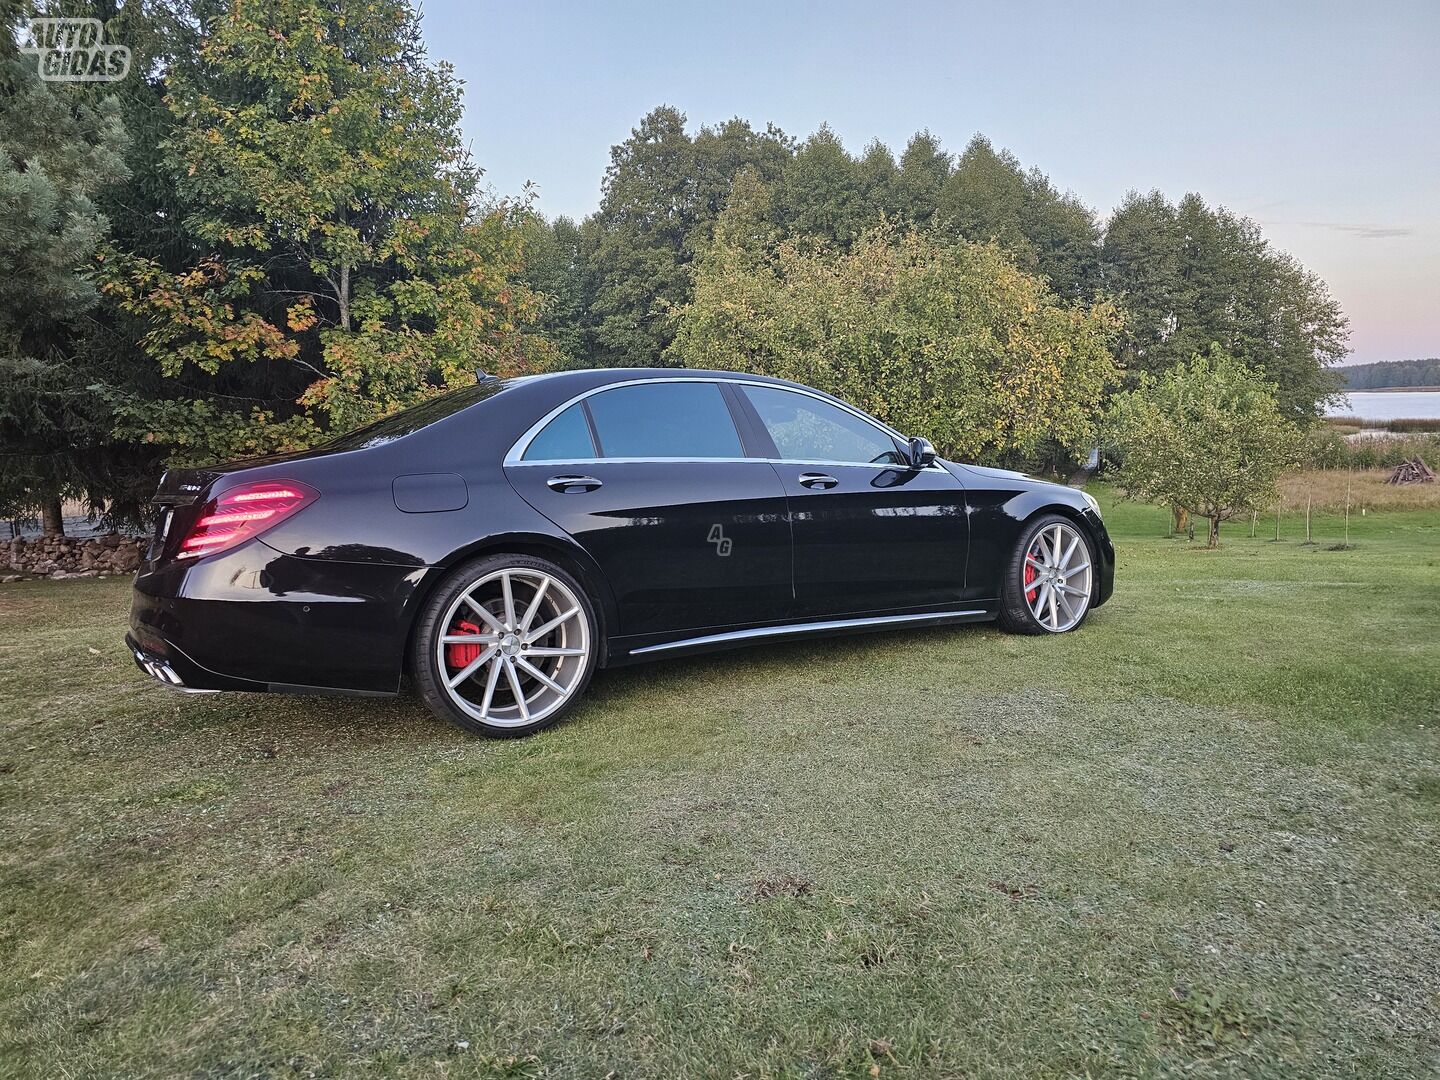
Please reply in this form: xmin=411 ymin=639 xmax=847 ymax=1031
xmin=996 ymin=513 xmax=1096 ymax=635
xmin=411 ymin=553 xmax=599 ymax=737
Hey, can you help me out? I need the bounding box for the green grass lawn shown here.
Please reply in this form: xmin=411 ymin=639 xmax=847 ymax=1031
xmin=2 ymin=488 xmax=1438 ymax=1079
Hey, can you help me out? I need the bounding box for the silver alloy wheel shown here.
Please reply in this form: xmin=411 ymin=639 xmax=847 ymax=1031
xmin=435 ymin=568 xmax=590 ymax=728
xmin=1022 ymin=521 xmax=1092 ymax=632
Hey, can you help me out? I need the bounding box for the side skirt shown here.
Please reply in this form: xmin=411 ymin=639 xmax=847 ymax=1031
xmin=621 ymin=607 xmax=995 ymax=661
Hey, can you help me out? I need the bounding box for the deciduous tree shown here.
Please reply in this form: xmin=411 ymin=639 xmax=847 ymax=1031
xmin=100 ymin=0 xmax=553 ymax=459
xmin=518 ymin=213 xmax=592 ymax=367
xmin=1101 ymin=191 xmax=1348 ymax=419
xmin=1106 ymin=350 xmax=1302 ymax=546
xmin=771 ymin=125 xmax=867 ymax=246
xmin=892 ymin=131 xmax=950 ymax=228
xmin=585 ymin=106 xmax=792 ymax=367
xmin=937 ymin=135 xmax=1100 ymax=300
xmin=672 ymin=215 xmax=1121 ymax=466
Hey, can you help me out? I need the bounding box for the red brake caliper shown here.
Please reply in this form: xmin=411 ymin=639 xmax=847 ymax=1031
xmin=1024 ymin=556 xmax=1038 ymax=602
xmin=445 ymin=620 xmax=485 ymax=668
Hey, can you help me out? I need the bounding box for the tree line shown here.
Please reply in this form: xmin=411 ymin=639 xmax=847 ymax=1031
xmin=2 ymin=0 xmax=1348 ymax=534
xmin=527 ymin=106 xmax=1347 ymax=420
xmin=1341 ymin=358 xmax=1440 ymax=390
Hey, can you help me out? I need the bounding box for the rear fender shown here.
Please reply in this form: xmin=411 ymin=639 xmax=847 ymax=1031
xmin=402 ymin=531 xmax=619 ymax=671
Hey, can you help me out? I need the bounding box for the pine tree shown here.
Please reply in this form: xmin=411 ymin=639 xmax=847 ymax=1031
xmin=0 ymin=7 xmax=131 ymax=532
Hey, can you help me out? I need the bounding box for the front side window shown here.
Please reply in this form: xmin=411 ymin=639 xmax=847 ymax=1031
xmin=744 ymin=386 xmax=904 ymax=465
xmin=586 ymin=382 xmax=744 ymax=459
xmin=522 ymin=402 xmax=596 ymax=461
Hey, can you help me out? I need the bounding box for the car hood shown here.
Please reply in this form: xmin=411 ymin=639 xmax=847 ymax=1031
xmin=948 ymin=462 xmax=1049 ymax=485
xmin=947 ymin=461 xmax=1086 ymax=497
xmin=956 ymin=462 xmax=1028 ymax=481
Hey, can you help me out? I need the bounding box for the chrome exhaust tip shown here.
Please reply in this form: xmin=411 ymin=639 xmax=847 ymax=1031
xmin=131 ymin=646 xmax=217 ymax=693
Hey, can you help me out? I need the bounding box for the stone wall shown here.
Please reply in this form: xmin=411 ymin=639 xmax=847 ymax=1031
xmin=1 ymin=534 xmax=144 ymax=582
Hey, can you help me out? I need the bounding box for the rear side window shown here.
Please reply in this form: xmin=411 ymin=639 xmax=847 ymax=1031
xmin=586 ymin=383 xmax=744 ymax=459
xmin=743 ymin=385 xmax=905 ymax=465
xmin=521 ymin=403 xmax=595 ymax=461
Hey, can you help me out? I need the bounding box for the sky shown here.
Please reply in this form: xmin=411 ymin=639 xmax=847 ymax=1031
xmin=421 ymin=0 xmax=1439 ymax=364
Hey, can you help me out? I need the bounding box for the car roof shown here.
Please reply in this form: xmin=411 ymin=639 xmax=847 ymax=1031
xmin=352 ymin=367 xmax=887 ymax=460
xmin=501 ymin=368 xmax=800 ymax=392
xmin=290 ymin=367 xmax=885 ymax=465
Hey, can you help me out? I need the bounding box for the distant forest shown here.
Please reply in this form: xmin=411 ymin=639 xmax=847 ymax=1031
xmin=1342 ymin=359 xmax=1440 ymax=389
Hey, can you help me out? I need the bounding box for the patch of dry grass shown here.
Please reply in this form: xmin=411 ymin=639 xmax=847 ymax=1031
xmin=1323 ymin=419 xmax=1364 ymax=436
xmin=1279 ymin=468 xmax=1440 ymax=513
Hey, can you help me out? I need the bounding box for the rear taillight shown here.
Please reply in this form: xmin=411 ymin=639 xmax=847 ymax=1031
xmin=175 ymin=480 xmax=318 ymax=560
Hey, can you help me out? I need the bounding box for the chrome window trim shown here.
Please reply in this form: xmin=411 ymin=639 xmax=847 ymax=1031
xmin=508 ymin=457 xmax=939 ymax=471
xmin=512 ymin=455 xmax=748 ymax=466
xmin=505 ymin=375 xmax=937 ymax=468
xmin=628 ymin=608 xmax=988 ymax=655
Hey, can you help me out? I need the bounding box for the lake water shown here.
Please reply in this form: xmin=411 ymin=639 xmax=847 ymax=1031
xmin=1327 ymin=391 xmax=1440 ymax=421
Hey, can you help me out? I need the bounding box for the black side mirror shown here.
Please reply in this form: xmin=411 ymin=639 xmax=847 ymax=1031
xmin=907 ymin=436 xmax=937 ymax=469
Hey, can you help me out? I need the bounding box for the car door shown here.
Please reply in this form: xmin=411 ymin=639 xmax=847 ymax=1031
xmin=735 ymin=383 xmax=970 ymax=618
xmin=503 ymin=379 xmax=793 ymax=640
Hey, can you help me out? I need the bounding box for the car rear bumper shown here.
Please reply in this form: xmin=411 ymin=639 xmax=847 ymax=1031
xmin=126 ymin=632 xmax=256 ymax=693
xmin=127 ymin=539 xmax=434 ymax=695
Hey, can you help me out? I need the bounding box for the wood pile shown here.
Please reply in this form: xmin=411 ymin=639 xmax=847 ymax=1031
xmin=1387 ymin=457 xmax=1435 ymax=485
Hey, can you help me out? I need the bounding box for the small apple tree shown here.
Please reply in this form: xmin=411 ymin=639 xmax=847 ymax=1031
xmin=1107 ymin=350 xmax=1301 ymax=547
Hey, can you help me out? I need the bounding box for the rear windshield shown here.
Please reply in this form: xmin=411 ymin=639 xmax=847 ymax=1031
xmin=318 ymin=380 xmax=509 ymax=451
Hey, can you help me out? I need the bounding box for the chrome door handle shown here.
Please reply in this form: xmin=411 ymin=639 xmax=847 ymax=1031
xmin=798 ymin=472 xmax=838 ymax=490
xmin=546 ymin=474 xmax=602 ymax=493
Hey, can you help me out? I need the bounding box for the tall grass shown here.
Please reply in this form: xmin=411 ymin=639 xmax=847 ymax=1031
xmin=1385 ymin=417 xmax=1440 ymax=433
xmin=1304 ymin=428 xmax=1440 ymax=470
xmin=1323 ymin=416 xmax=1440 ymax=434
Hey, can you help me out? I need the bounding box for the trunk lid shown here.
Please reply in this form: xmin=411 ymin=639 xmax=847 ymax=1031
xmin=151 ymin=466 xmax=224 ymax=507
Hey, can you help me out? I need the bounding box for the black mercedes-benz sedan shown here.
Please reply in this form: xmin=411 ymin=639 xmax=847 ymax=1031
xmin=127 ymin=369 xmax=1114 ymax=736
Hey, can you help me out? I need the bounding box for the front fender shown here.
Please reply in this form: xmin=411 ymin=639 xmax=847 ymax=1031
xmin=950 ymin=467 xmax=1114 ymax=606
